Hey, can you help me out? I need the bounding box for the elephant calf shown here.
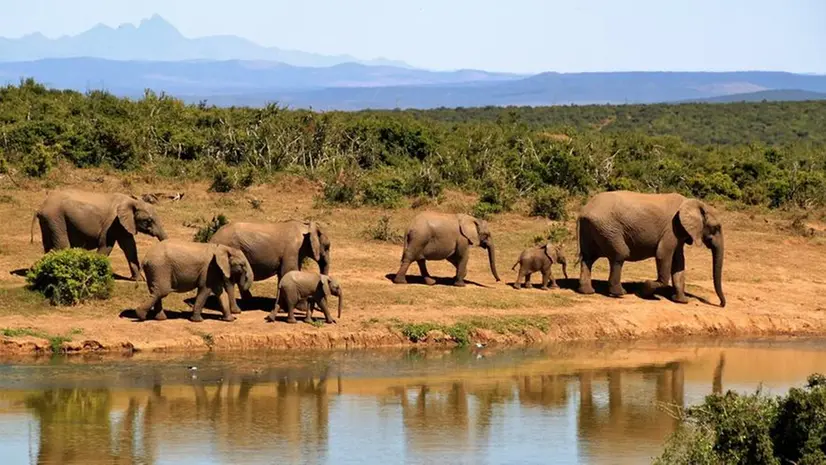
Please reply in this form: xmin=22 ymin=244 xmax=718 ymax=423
xmin=511 ymin=243 xmax=568 ymax=290
xmin=266 ymin=270 xmax=342 ymax=325
xmin=136 ymin=240 xmax=254 ymax=322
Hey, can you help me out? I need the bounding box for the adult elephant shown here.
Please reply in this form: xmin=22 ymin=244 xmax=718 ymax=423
xmin=576 ymin=190 xmax=725 ymax=307
xmin=393 ymin=212 xmax=501 ymax=287
xmin=208 ymin=220 xmax=330 ymax=310
xmin=32 ymin=189 xmax=168 ymax=281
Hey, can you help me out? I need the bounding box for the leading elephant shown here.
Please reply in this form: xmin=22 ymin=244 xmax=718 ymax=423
xmin=576 ymin=190 xmax=725 ymax=307
xmin=31 ymin=189 xmax=168 ymax=281
xmin=393 ymin=212 xmax=501 ymax=286
xmin=208 ymin=219 xmax=331 ymax=312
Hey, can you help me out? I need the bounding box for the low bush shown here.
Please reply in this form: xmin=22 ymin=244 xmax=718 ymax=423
xmin=22 ymin=143 xmax=56 ymax=178
xmin=209 ymin=165 xmax=255 ymax=193
xmin=360 ymin=174 xmax=405 ymax=208
xmin=365 ymin=215 xmax=405 ymax=243
xmin=655 ymin=374 xmax=826 ymax=465
xmin=193 ymin=214 xmax=230 ymax=242
xmin=25 ymin=248 xmax=114 ymax=305
xmin=529 ymin=186 xmax=569 ymax=220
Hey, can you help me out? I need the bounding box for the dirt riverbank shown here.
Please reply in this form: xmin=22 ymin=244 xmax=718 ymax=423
xmin=1 ymin=170 xmax=825 ymax=355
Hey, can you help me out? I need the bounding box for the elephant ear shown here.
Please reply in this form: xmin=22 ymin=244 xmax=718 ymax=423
xmin=116 ymin=200 xmax=138 ymax=235
xmin=677 ymin=199 xmax=705 ymax=244
xmin=542 ymin=243 xmax=556 ymax=263
xmin=308 ymin=221 xmax=322 ymax=261
xmin=213 ymin=246 xmax=232 ymax=279
xmin=319 ymin=275 xmax=331 ymax=297
xmin=458 ymin=215 xmax=479 ymax=246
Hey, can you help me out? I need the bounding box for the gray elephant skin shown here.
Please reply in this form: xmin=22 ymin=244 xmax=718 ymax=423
xmin=393 ymin=212 xmax=501 ymax=286
xmin=266 ymin=270 xmax=342 ymax=325
xmin=576 ymin=190 xmax=725 ymax=307
xmin=512 ymin=243 xmax=568 ymax=290
xmin=32 ymin=189 xmax=168 ymax=281
xmin=208 ymin=220 xmax=331 ymax=308
xmin=136 ymin=240 xmax=254 ymax=322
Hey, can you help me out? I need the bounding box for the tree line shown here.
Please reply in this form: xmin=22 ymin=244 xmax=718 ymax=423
xmin=1 ymin=79 xmax=824 ymax=217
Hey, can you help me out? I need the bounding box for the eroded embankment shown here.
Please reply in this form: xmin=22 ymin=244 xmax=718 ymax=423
xmin=3 ymin=302 xmax=826 ymax=355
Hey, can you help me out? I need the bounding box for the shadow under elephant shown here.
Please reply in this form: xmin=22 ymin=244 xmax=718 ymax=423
xmin=384 ymin=273 xmax=488 ymax=288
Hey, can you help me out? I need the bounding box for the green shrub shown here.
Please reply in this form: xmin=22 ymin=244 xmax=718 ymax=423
xmin=405 ymin=164 xmax=444 ymax=198
xmin=656 ymin=373 xmax=826 ymax=465
xmin=472 ymin=201 xmax=503 ymax=220
xmin=22 ymin=143 xmax=55 ymax=178
xmin=360 ymin=174 xmax=405 ymax=208
xmin=26 ymin=248 xmax=114 ymax=305
xmin=533 ymin=224 xmax=571 ymax=245
xmin=688 ymin=172 xmax=742 ymax=200
xmin=193 ymin=214 xmax=230 ymax=242
xmin=529 ymin=186 xmax=569 ymax=220
xmin=209 ymin=165 xmax=255 ymax=193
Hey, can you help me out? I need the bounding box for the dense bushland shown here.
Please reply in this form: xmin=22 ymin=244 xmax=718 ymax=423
xmin=1 ymin=79 xmax=825 ymax=212
xmin=655 ymin=374 xmax=826 ymax=465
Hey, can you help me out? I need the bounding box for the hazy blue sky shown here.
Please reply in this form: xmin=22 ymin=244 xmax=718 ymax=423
xmin=1 ymin=0 xmax=824 ymax=73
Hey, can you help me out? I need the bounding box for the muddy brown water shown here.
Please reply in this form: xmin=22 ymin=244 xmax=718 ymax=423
xmin=2 ymin=338 xmax=826 ymax=464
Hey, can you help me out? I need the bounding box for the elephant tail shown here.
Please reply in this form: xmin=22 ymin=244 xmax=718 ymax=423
xmin=574 ymin=216 xmax=582 ymax=267
xmin=511 ymin=260 xmax=519 ymax=271
xmin=30 ymin=212 xmax=38 ymax=244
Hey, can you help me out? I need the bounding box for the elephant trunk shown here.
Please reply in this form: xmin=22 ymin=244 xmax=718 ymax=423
xmin=337 ymin=290 xmax=343 ymax=319
xmin=486 ymin=243 xmax=501 ymax=282
xmin=318 ymin=256 xmax=330 ymax=276
xmin=155 ymin=226 xmax=168 ymax=241
xmin=711 ymin=231 xmax=726 ymax=308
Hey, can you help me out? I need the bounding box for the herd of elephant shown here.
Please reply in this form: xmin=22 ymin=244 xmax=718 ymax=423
xmin=29 ymin=188 xmax=726 ymax=325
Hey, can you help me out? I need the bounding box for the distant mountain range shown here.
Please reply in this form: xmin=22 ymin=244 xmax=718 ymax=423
xmin=0 ymin=14 xmax=410 ymax=68
xmin=2 ymin=59 xmax=825 ymax=110
xmin=1 ymin=15 xmax=825 ymax=110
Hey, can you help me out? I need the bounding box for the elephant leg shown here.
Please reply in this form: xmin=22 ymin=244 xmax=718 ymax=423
xmin=240 ymin=286 xmax=254 ymax=301
xmin=671 ymin=246 xmax=689 ymax=304
xmin=546 ymin=267 xmax=558 ymax=289
xmin=578 ymin=258 xmax=596 ymax=295
xmin=136 ymin=294 xmax=160 ymax=321
xmin=118 ymin=234 xmax=144 ymax=282
xmin=608 ymin=260 xmax=626 ymax=297
xmin=303 ymin=299 xmax=316 ymax=324
xmin=153 ymin=300 xmax=167 ymax=321
xmin=285 ymin=300 xmax=298 ymax=324
xmin=219 ymin=283 xmax=237 ymax=322
xmin=190 ymin=287 xmax=211 ymax=323
xmin=514 ymin=266 xmax=525 ymax=289
xmin=453 ymin=252 xmax=469 ymax=287
xmin=525 ymin=272 xmax=533 ymax=289
xmin=317 ymin=298 xmax=335 ymax=324
xmin=417 ymin=260 xmax=436 ymax=286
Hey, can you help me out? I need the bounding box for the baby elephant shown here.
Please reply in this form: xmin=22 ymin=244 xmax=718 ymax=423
xmin=511 ymin=243 xmax=568 ymax=290
xmin=266 ymin=270 xmax=342 ymax=325
xmin=137 ymin=240 xmax=254 ymax=322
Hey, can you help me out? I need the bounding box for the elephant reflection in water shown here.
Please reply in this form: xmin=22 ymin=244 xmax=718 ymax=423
xmin=516 ymin=374 xmax=570 ymax=410
xmin=575 ymin=363 xmax=686 ymax=464
xmin=142 ymin=366 xmax=333 ymax=463
xmin=24 ymin=388 xmax=154 ymax=465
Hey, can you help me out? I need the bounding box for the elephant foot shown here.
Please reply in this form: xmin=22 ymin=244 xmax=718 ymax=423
xmin=326 ymin=318 xmax=336 ymax=324
xmin=540 ymin=286 xmax=549 ymax=291
xmin=303 ymin=316 xmax=314 ymax=324
xmin=641 ymin=280 xmax=663 ymax=297
xmin=550 ymin=284 xmax=560 ymax=289
xmin=577 ymin=284 xmax=596 ymax=295
xmin=393 ymin=274 xmax=407 ymax=284
xmin=673 ymin=294 xmax=690 ymax=304
xmin=222 ymin=315 xmax=237 ymax=322
xmin=154 ymin=310 xmax=167 ymax=321
xmin=230 ymin=306 xmax=242 ymax=315
xmin=131 ymin=274 xmax=145 ymax=283
xmin=608 ymin=285 xmax=627 ymax=297
xmin=190 ymin=315 xmax=204 ymax=323
xmin=265 ymin=312 xmax=278 ymax=323
xmin=286 ymin=317 xmax=298 ymax=324
xmin=135 ymin=310 xmax=148 ymax=321
xmin=423 ymin=276 xmax=436 ymax=286
xmin=454 ymin=279 xmax=467 ymax=287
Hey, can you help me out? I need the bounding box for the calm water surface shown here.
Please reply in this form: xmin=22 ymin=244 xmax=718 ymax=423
xmin=2 ymin=338 xmax=826 ymax=465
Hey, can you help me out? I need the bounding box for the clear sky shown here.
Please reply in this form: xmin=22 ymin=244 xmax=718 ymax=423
xmin=1 ymin=0 xmax=824 ymax=74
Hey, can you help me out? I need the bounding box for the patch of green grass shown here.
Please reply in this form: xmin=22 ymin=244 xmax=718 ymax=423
xmin=1 ymin=326 xmax=84 ymax=353
xmin=308 ymin=319 xmax=325 ymax=328
xmin=393 ymin=315 xmax=552 ymax=346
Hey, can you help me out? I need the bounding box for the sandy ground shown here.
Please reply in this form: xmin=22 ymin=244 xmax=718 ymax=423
xmin=1 ymin=168 xmax=825 ymax=354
